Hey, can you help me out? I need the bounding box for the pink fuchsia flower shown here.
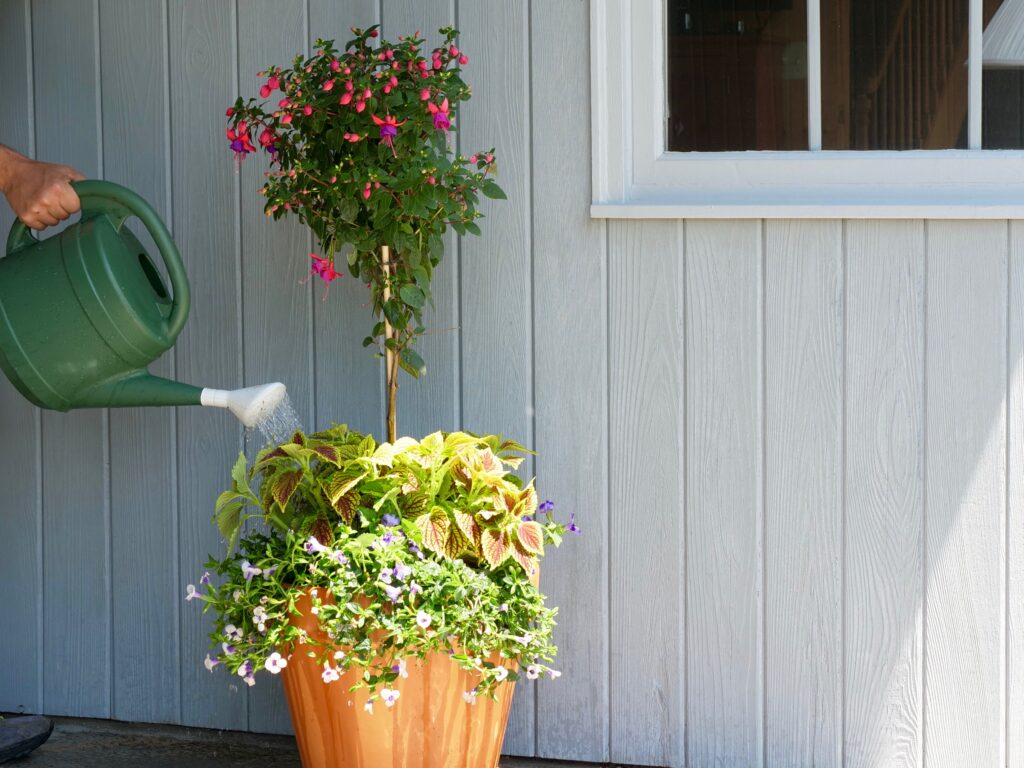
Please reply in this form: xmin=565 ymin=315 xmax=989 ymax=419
xmin=268 ymin=75 xmax=280 ymax=89
xmin=309 ymin=254 xmax=342 ymax=285
xmin=372 ymin=114 xmax=406 ymax=155
xmin=450 ymin=45 xmax=459 ymax=57
xmin=225 ymin=107 xmax=234 ymax=117
xmin=381 ymin=688 xmax=400 ymax=707
xmin=260 ymin=84 xmax=271 ymax=98
xmin=330 ymin=59 xmax=340 ymax=72
xmin=226 ymin=125 xmax=256 ymax=157
xmin=355 ymin=100 xmax=366 ymax=113
xmin=420 ymin=88 xmax=430 ymax=101
xmin=427 ymin=98 xmax=451 ymax=132
xmin=303 ymin=105 xmax=313 ymax=116
xmin=264 ymin=652 xmax=288 ymax=674
xmin=362 ymin=183 xmax=372 ymax=200
xmin=322 ymin=79 xmax=335 ymax=91
xmin=342 ymin=132 xmax=361 ymax=142
xmin=340 ymin=92 xmax=353 ymax=105
xmin=280 ymin=113 xmax=293 ymax=125
xmin=459 ymin=54 xmax=469 ymax=65
xmin=278 ymin=97 xmax=291 ymax=108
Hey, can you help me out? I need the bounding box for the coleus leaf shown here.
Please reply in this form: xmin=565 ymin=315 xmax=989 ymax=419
xmin=326 ymin=473 xmax=365 ymax=505
xmin=510 ymin=540 xmax=538 ymax=576
xmin=443 ymin=524 xmax=470 ymax=560
xmin=230 ymin=451 xmax=252 ymax=497
xmin=271 ymin=469 xmax=303 ymax=511
xmin=216 ymin=500 xmax=244 ymax=553
xmin=403 ymin=491 xmax=432 ymax=519
xmin=453 ymin=509 xmax=481 ymax=545
xmin=333 ymin=492 xmax=359 ymax=526
xmin=515 ymin=483 xmax=538 ymax=518
xmin=311 ymin=444 xmax=342 ymax=466
xmin=309 ymin=517 xmax=334 ymax=546
xmin=415 ymin=507 xmax=450 ymax=556
xmin=516 ymin=520 xmax=544 ymax=555
xmin=481 ymin=528 xmax=512 ymax=569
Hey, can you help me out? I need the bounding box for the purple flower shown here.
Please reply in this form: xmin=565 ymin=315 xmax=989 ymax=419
xmin=383 ymin=584 xmax=404 ymax=603
xmin=199 ymin=572 xmax=211 ymax=586
xmin=241 ymin=560 xmax=262 ymax=581
xmin=407 ymin=541 xmax=424 ymax=560
xmin=416 ymin=611 xmax=432 ymax=629
xmin=184 ymin=584 xmax=201 ymax=601
xmin=538 ymin=500 xmax=554 ymax=514
xmin=567 ymin=511 xmax=581 ymax=534
xmin=222 ymin=643 xmax=237 ymax=656
xmin=381 ymin=531 xmax=396 ymax=545
xmin=330 ymin=550 xmax=348 ymax=565
xmin=381 ymin=688 xmax=401 ymax=707
xmin=409 ymin=581 xmax=423 ymax=595
xmin=264 ymin=652 xmax=288 ymax=674
xmin=322 ymin=664 xmax=340 ymax=684
xmin=393 ymin=562 xmax=412 ymax=581
xmin=237 ymin=660 xmax=253 ymax=678
xmin=381 ymin=513 xmax=400 ymax=527
xmin=304 ymin=536 xmax=328 ymax=554
xmin=261 ymin=566 xmax=278 ymax=579
xmin=526 ymin=665 xmax=540 ymax=680
xmin=204 ymin=654 xmax=220 ymax=672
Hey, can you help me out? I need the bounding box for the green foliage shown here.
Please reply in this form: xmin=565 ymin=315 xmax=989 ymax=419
xmin=196 ymin=427 xmax=570 ymax=704
xmin=226 ymin=26 xmax=504 ymax=397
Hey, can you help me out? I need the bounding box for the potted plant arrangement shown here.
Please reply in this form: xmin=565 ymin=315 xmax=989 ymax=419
xmin=186 ymin=25 xmax=577 ymax=768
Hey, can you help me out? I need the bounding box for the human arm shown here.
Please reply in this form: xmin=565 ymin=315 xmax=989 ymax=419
xmin=0 ymin=144 xmax=85 ymax=231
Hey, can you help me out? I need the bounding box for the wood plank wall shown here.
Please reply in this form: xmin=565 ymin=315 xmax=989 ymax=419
xmin=1 ymin=3 xmax=1022 ymax=766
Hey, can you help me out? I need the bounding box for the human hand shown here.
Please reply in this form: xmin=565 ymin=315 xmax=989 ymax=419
xmin=0 ymin=145 xmax=85 ymax=231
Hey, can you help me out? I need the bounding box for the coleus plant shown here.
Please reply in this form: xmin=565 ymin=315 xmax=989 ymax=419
xmin=190 ymin=426 xmax=577 ymax=703
xmin=226 ymin=25 xmax=504 ymax=442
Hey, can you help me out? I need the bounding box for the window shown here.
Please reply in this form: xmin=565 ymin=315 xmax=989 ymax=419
xmin=591 ymin=0 xmax=1024 ymax=217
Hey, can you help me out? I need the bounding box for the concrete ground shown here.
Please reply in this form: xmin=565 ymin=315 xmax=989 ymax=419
xmin=2 ymin=716 xmax=616 ymax=767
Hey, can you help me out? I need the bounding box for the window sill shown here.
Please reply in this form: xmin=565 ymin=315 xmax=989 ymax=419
xmin=591 ymin=186 xmax=1024 ymax=220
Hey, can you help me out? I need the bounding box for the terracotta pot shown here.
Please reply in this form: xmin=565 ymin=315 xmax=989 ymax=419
xmin=281 ymin=590 xmax=520 ymax=768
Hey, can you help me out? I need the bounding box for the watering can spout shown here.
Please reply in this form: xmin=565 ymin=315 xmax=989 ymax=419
xmin=78 ymin=372 xmax=204 ymax=409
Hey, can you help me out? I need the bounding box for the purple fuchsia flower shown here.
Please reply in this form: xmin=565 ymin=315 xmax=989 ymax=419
xmin=241 ymin=560 xmax=262 ymax=581
xmin=380 ymin=688 xmax=400 ymax=707
xmin=226 ymin=123 xmax=256 ymax=158
xmin=381 ymin=513 xmax=400 ymax=527
xmin=427 ymin=98 xmax=451 ymax=131
xmin=264 ymin=652 xmax=288 ymax=674
xmin=370 ymin=114 xmax=406 ymax=156
xmin=309 ymin=253 xmax=342 ymax=286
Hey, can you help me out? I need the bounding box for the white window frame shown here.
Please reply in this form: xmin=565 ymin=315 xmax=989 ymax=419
xmin=591 ymin=0 xmax=1024 ymax=218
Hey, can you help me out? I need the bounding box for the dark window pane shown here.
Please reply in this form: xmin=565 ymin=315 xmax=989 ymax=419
xmin=822 ymin=0 xmax=969 ymax=150
xmin=666 ymin=0 xmax=808 ymax=151
xmin=982 ymin=0 xmax=1024 ymax=148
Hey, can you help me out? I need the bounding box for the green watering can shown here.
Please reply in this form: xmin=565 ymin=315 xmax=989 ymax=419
xmin=0 ymin=180 xmax=285 ymax=426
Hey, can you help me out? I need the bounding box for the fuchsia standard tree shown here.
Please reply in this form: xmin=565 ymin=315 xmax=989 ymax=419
xmin=225 ymin=25 xmax=504 ymax=442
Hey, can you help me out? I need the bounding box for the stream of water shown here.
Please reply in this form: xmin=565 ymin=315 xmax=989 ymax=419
xmin=250 ymin=392 xmax=304 ymax=445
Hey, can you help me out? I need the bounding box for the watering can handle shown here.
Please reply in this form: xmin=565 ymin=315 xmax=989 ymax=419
xmin=5 ymin=180 xmax=190 ymax=342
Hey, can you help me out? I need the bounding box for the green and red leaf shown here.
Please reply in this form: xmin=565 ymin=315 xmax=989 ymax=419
xmin=480 ymin=528 xmax=512 ymax=569
xmin=453 ymin=509 xmax=481 ymax=544
xmin=443 ymin=525 xmax=470 ymax=560
xmin=510 ymin=541 xmax=538 ymax=576
xmin=415 ymin=507 xmax=450 ymax=556
xmin=311 ymin=444 xmax=341 ymax=466
xmin=325 ymin=473 xmax=364 ymax=505
xmin=271 ymin=469 xmax=303 ymax=511
xmin=333 ymin=491 xmax=359 ymax=525
xmin=516 ymin=520 xmax=544 ymax=555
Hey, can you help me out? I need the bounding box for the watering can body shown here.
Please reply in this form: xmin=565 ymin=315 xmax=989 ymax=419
xmin=0 ymin=180 xmax=203 ymax=411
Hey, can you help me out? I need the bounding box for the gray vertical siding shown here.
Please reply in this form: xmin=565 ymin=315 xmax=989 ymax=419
xmin=2 ymin=4 xmax=1024 ymax=767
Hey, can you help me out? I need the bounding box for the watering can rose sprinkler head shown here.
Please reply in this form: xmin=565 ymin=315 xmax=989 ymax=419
xmin=200 ymin=382 xmax=288 ymax=429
